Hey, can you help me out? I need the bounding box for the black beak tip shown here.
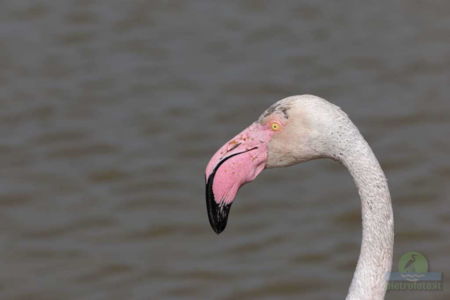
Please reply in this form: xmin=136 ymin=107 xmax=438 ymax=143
xmin=207 ymin=200 xmax=231 ymax=234
xmin=212 ymin=221 xmax=226 ymax=234
xmin=206 ymin=175 xmax=232 ymax=234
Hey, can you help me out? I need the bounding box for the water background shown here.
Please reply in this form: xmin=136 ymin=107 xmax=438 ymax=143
xmin=0 ymin=1 xmax=449 ymax=299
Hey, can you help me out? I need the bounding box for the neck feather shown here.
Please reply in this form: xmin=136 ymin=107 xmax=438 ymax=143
xmin=336 ymin=129 xmax=394 ymax=300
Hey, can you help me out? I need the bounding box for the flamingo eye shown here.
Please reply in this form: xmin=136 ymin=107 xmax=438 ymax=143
xmin=271 ymin=122 xmax=281 ymax=131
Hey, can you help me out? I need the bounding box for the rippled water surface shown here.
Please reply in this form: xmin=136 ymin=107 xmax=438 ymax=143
xmin=0 ymin=1 xmax=449 ymax=299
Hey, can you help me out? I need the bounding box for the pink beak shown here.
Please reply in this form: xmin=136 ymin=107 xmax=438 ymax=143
xmin=205 ymin=122 xmax=273 ymax=233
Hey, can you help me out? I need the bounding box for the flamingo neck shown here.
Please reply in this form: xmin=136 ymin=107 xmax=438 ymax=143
xmin=337 ymin=132 xmax=394 ymax=300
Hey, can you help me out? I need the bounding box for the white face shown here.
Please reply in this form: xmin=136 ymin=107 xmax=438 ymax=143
xmin=258 ymin=95 xmax=339 ymax=168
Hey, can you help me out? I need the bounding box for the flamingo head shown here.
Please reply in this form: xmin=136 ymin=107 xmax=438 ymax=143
xmin=205 ymin=95 xmax=333 ymax=233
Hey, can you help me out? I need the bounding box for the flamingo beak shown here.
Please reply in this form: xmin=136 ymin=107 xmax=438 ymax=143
xmin=205 ymin=123 xmax=272 ymax=234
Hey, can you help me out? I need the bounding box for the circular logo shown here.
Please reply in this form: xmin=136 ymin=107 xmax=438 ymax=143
xmin=398 ymin=251 xmax=428 ymax=273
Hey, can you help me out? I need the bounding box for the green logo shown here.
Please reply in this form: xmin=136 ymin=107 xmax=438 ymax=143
xmin=388 ymin=251 xmax=442 ymax=290
xmin=398 ymin=251 xmax=428 ymax=273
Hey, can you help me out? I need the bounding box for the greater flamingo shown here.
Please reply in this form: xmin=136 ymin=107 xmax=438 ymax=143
xmin=205 ymin=95 xmax=394 ymax=300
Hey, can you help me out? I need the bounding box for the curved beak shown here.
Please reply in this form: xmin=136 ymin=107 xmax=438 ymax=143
xmin=204 ymin=123 xmax=271 ymax=234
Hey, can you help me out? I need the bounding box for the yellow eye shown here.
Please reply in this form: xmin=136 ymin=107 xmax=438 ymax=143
xmin=271 ymin=122 xmax=281 ymax=131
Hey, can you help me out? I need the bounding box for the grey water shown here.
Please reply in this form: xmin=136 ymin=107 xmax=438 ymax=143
xmin=0 ymin=1 xmax=449 ymax=299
